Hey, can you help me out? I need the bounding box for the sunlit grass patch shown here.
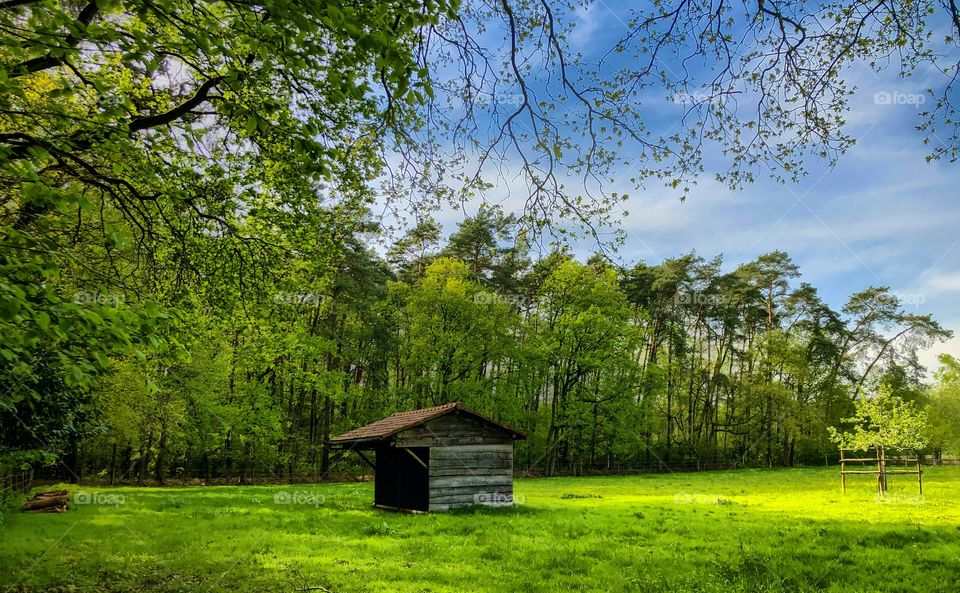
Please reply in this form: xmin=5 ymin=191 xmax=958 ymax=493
xmin=2 ymin=466 xmax=959 ymax=592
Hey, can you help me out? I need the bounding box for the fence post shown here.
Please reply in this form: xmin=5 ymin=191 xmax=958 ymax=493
xmin=1 ymin=468 xmax=33 ymax=506
xmin=840 ymin=449 xmax=846 ymax=494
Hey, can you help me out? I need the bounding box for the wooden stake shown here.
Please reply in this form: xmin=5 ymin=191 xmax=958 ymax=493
xmin=917 ymin=455 xmax=923 ymax=495
xmin=841 ymin=454 xmax=846 ymax=494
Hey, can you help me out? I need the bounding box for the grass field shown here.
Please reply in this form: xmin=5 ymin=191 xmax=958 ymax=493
xmin=2 ymin=467 xmax=959 ymax=593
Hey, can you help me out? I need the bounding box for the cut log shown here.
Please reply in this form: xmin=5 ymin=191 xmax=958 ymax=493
xmin=23 ymin=495 xmax=68 ymax=511
xmin=25 ymin=504 xmax=68 ymax=513
xmin=22 ymin=490 xmax=70 ymax=512
xmin=31 ymin=489 xmax=68 ymax=498
xmin=26 ymin=491 xmax=67 ymax=501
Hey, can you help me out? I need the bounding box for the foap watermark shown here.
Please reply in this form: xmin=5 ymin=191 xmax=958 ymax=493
xmin=894 ymin=292 xmax=926 ymax=308
xmin=868 ymin=291 xmax=926 ymax=309
xmin=671 ymin=90 xmax=713 ymax=104
xmin=474 ymin=92 xmax=524 ymax=109
xmin=673 ymin=492 xmax=731 ymax=505
xmin=273 ymin=490 xmax=325 ymax=507
xmin=74 ymin=491 xmax=125 ymax=506
xmin=474 ymin=491 xmax=524 ymax=505
xmin=96 ymin=94 xmax=125 ymax=111
xmin=273 ymin=292 xmax=324 ymax=306
xmin=874 ymin=492 xmax=925 ymax=506
xmin=473 ymin=290 xmax=528 ymax=309
xmin=673 ymin=291 xmax=726 ymax=307
xmin=873 ymin=91 xmax=925 ymax=108
xmin=73 ymin=291 xmax=124 ymax=306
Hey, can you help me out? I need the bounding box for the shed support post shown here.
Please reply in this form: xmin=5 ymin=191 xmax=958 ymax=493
xmin=403 ymin=447 xmax=428 ymax=470
xmin=322 ymin=450 xmax=348 ymax=481
xmin=355 ymin=451 xmax=376 ymax=471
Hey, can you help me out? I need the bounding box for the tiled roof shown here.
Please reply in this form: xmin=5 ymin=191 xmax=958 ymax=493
xmin=329 ymin=402 xmax=524 ymax=445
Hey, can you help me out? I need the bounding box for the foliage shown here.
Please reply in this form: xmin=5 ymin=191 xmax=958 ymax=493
xmin=0 ymin=0 xmax=448 ymax=468
xmin=829 ymin=385 xmax=930 ymax=452
xmin=928 ymin=354 xmax=960 ymax=454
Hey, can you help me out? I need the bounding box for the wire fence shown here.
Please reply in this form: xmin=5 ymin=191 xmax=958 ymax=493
xmin=24 ymin=455 xmax=960 ymax=487
xmin=0 ymin=468 xmax=33 ymax=507
xmin=31 ymin=459 xmax=753 ymax=485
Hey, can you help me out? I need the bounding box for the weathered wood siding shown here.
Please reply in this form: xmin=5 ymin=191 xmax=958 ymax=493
xmin=428 ymin=445 xmax=514 ymax=511
xmin=412 ymin=411 xmax=516 ymax=512
xmin=393 ymin=411 xmax=513 ymax=448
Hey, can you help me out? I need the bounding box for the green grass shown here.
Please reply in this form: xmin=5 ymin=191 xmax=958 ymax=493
xmin=2 ymin=467 xmax=959 ymax=592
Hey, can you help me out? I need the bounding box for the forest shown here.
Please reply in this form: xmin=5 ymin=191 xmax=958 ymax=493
xmin=3 ymin=0 xmax=960 ymax=486
xmin=4 ymin=204 xmax=956 ymax=483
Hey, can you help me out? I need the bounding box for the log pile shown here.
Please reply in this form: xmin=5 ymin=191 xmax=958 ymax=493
xmin=22 ymin=490 xmax=69 ymax=513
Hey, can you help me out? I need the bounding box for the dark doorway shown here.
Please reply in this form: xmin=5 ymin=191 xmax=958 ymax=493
xmin=374 ymin=446 xmax=429 ymax=511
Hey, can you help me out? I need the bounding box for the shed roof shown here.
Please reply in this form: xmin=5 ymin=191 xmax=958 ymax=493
xmin=329 ymin=402 xmax=525 ymax=446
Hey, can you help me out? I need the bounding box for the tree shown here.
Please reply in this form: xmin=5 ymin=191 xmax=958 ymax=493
xmin=928 ymin=354 xmax=960 ymax=460
xmin=534 ymin=259 xmax=639 ymax=474
xmin=388 ymin=218 xmax=443 ymax=282
xmin=829 ymin=385 xmax=930 ymax=452
xmin=403 ymin=258 xmax=515 ymax=406
xmin=1 ymin=0 xmax=436 ymax=462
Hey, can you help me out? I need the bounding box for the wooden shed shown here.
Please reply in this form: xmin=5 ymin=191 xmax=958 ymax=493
xmin=328 ymin=402 xmax=525 ymax=512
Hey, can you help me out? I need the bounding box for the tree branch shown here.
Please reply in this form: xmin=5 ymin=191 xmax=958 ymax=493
xmin=10 ymin=2 xmax=98 ymax=77
xmin=128 ymin=76 xmax=225 ymax=133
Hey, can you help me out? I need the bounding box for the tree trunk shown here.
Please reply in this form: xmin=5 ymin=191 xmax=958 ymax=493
xmin=109 ymin=442 xmax=117 ymax=486
xmin=155 ymin=424 xmax=168 ymax=485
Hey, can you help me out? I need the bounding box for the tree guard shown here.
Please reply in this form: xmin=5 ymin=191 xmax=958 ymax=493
xmin=840 ymin=447 xmax=922 ymax=496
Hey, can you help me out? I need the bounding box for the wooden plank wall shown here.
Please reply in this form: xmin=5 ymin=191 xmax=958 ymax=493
xmin=393 ymin=412 xmax=511 ymax=448
xmin=408 ymin=412 xmax=516 ymax=512
xmin=429 ymin=444 xmax=514 ymax=511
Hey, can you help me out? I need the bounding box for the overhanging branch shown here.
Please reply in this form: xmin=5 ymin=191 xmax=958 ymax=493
xmin=10 ymin=2 xmax=98 ymax=77
xmin=128 ymin=76 xmax=226 ymax=133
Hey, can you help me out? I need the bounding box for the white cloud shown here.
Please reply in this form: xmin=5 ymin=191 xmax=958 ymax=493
xmin=917 ymin=330 xmax=960 ymax=378
xmin=925 ymin=271 xmax=960 ymax=292
xmin=568 ymin=5 xmax=604 ymax=52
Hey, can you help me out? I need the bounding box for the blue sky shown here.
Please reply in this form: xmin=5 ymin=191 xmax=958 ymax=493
xmin=582 ymin=3 xmax=960 ymax=372
xmin=406 ymin=2 xmax=960 ymax=374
